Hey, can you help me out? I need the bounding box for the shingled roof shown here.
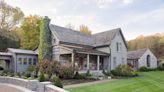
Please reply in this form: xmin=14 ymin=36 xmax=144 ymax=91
xmin=92 ymin=28 xmax=120 ymax=47
xmin=128 ymin=48 xmax=148 ymax=60
xmin=49 ymin=24 xmax=94 ymax=46
xmin=49 ymin=24 xmax=127 ymax=48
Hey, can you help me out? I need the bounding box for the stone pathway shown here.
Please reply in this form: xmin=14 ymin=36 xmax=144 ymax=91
xmin=0 ymin=83 xmax=33 ymax=92
xmin=64 ymin=79 xmax=115 ymax=89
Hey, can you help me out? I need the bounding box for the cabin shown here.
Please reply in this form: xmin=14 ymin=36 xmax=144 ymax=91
xmin=127 ymin=48 xmax=157 ymax=70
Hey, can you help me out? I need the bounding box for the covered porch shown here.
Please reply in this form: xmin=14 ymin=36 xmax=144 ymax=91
xmin=0 ymin=52 xmax=13 ymax=70
xmin=59 ymin=46 xmax=109 ymax=73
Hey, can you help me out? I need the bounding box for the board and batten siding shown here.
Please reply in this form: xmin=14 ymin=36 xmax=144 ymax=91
xmin=138 ymin=50 xmax=157 ymax=68
xmin=110 ymin=31 xmax=127 ymax=70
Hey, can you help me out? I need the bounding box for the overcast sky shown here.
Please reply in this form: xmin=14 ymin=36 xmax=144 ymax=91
xmin=5 ymin=0 xmax=164 ymax=40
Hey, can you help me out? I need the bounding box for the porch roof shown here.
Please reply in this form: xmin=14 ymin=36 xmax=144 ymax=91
xmin=0 ymin=52 xmax=12 ymax=56
xmin=70 ymin=47 xmax=109 ymax=56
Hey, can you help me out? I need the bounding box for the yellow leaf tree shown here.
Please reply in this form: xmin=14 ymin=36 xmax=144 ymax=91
xmin=79 ymin=24 xmax=91 ymax=35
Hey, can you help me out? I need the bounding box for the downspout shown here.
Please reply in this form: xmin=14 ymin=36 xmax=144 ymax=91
xmin=109 ymin=46 xmax=112 ymax=71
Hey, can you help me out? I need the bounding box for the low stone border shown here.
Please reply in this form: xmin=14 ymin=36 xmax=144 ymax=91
xmin=0 ymin=76 xmax=68 ymax=92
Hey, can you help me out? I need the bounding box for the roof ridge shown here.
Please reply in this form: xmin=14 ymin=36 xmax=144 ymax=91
xmin=51 ymin=24 xmax=91 ymax=37
xmin=92 ymin=28 xmax=121 ymax=36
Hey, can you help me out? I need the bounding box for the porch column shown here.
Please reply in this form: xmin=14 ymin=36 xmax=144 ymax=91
xmin=97 ymin=55 xmax=100 ymax=71
xmin=71 ymin=52 xmax=74 ymax=65
xmin=87 ymin=54 xmax=90 ymax=70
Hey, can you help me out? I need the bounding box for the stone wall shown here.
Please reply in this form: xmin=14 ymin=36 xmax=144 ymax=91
xmin=0 ymin=76 xmax=68 ymax=92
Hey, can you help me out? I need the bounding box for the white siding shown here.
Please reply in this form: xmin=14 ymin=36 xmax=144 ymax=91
xmin=110 ymin=32 xmax=127 ymax=70
xmin=96 ymin=47 xmax=110 ymax=54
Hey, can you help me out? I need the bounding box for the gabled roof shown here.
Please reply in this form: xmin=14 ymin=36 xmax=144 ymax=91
xmin=49 ymin=24 xmax=127 ymax=48
xmin=128 ymin=48 xmax=148 ymax=60
xmin=92 ymin=28 xmax=120 ymax=47
xmin=7 ymin=48 xmax=37 ymax=55
xmin=49 ymin=24 xmax=94 ymax=46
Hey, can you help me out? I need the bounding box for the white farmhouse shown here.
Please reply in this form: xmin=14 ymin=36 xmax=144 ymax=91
xmin=50 ymin=23 xmax=128 ymax=74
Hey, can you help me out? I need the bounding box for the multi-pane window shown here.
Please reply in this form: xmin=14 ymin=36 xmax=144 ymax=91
xmin=18 ymin=58 xmax=22 ymax=64
xmin=33 ymin=58 xmax=36 ymax=65
xmin=23 ymin=58 xmax=27 ymax=65
xmin=29 ymin=58 xmax=32 ymax=65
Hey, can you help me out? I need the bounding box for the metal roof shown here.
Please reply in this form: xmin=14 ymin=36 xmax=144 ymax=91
xmin=0 ymin=52 xmax=12 ymax=56
xmin=7 ymin=48 xmax=38 ymax=55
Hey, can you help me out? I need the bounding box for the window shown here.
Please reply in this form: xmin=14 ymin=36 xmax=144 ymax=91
xmin=33 ymin=58 xmax=37 ymax=65
xmin=116 ymin=42 xmax=119 ymax=51
xmin=113 ymin=57 xmax=116 ymax=68
xmin=29 ymin=58 xmax=32 ymax=65
xmin=116 ymin=42 xmax=122 ymax=52
xmin=23 ymin=58 xmax=27 ymax=65
xmin=147 ymin=55 xmax=150 ymax=67
xmin=18 ymin=58 xmax=22 ymax=64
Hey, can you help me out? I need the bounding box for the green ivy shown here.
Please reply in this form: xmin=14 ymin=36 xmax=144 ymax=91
xmin=39 ymin=16 xmax=52 ymax=61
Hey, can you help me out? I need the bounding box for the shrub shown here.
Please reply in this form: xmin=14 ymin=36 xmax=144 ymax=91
xmin=0 ymin=66 xmax=4 ymax=71
xmin=1 ymin=69 xmax=14 ymax=76
xmin=39 ymin=73 xmax=45 ymax=82
xmin=139 ymin=66 xmax=149 ymax=72
xmin=27 ymin=65 xmax=35 ymax=72
xmin=44 ymin=74 xmax=49 ymax=81
xmin=139 ymin=66 xmax=157 ymax=72
xmin=102 ymin=70 xmax=111 ymax=76
xmin=24 ymin=71 xmax=31 ymax=78
xmin=39 ymin=60 xmax=60 ymax=79
xmin=59 ymin=64 xmax=74 ymax=79
xmin=15 ymin=72 xmax=21 ymax=78
xmin=86 ymin=70 xmax=92 ymax=77
xmin=157 ymin=66 xmax=164 ymax=71
xmin=51 ymin=75 xmax=63 ymax=88
xmin=111 ymin=64 xmax=138 ymax=77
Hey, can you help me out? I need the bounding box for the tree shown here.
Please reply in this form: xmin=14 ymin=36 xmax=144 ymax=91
xmin=0 ymin=30 xmax=20 ymax=51
xmin=20 ymin=15 xmax=41 ymax=50
xmin=128 ymin=33 xmax=164 ymax=59
xmin=0 ymin=0 xmax=24 ymax=31
xmin=39 ymin=16 xmax=52 ymax=60
xmin=79 ymin=24 xmax=91 ymax=35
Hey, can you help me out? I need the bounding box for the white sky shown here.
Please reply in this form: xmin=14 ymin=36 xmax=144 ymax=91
xmin=5 ymin=0 xmax=164 ymax=40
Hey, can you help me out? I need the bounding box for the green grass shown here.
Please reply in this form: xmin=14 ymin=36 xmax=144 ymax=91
xmin=68 ymin=71 xmax=164 ymax=92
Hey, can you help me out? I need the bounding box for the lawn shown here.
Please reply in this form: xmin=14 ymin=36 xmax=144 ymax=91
xmin=68 ymin=71 xmax=164 ymax=92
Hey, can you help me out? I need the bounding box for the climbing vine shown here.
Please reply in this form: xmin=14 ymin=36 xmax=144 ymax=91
xmin=39 ymin=16 xmax=52 ymax=61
